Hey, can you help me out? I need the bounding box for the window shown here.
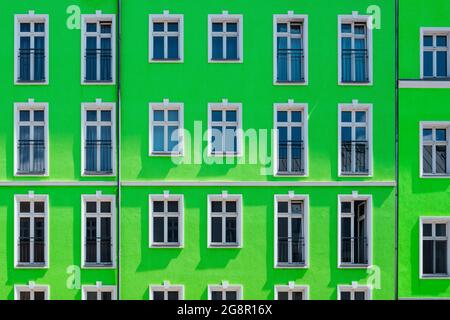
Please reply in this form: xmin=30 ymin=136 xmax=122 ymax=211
xmin=15 ymin=283 xmax=49 ymax=300
xmin=14 ymin=102 xmax=48 ymax=176
xmin=15 ymin=194 xmax=48 ymax=267
xmin=421 ymin=29 xmax=450 ymax=78
xmin=208 ymin=283 xmax=242 ymax=300
xmin=339 ymin=104 xmax=372 ymax=176
xmin=421 ymin=218 xmax=450 ymax=277
xmin=149 ymin=13 xmax=183 ymax=62
xmin=274 ymin=103 xmax=308 ymax=175
xmin=149 ymin=195 xmax=183 ymax=247
xmin=274 ymin=14 xmax=308 ymax=84
xmin=338 ymin=285 xmax=370 ymax=300
xmin=150 ymin=283 xmax=184 ymax=300
xmin=208 ymin=102 xmax=242 ymax=156
xmin=338 ymin=196 xmax=371 ymax=267
xmin=208 ymin=13 xmax=243 ymax=62
xmin=82 ymin=194 xmax=116 ymax=268
xmin=82 ymin=283 xmax=116 ymax=300
xmin=421 ymin=123 xmax=450 ymax=176
xmin=81 ymin=14 xmax=115 ymax=84
xmin=82 ymin=102 xmax=116 ymax=176
xmin=208 ymin=194 xmax=242 ymax=248
xmin=14 ymin=13 xmax=48 ymax=84
xmin=149 ymin=102 xmax=183 ymax=156
xmin=338 ymin=15 xmax=372 ymax=84
xmin=275 ymin=195 xmax=308 ymax=268
xmin=275 ymin=284 xmax=308 ymax=300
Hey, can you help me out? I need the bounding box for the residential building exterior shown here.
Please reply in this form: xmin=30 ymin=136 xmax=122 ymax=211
xmin=0 ymin=0 xmax=447 ymax=301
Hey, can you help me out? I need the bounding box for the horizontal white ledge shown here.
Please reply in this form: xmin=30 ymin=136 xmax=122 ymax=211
xmin=121 ymin=181 xmax=396 ymax=187
xmin=399 ymin=80 xmax=450 ymax=88
xmin=0 ymin=181 xmax=117 ymax=187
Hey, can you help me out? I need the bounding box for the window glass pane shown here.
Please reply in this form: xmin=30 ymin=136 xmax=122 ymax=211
xmin=167 ymin=291 xmax=179 ymax=300
xmin=291 ymin=23 xmax=302 ymax=34
xmin=101 ymin=292 xmax=112 ymax=300
xmin=423 ymin=35 xmax=433 ymax=47
xmin=86 ymin=110 xmax=97 ymax=121
xmin=20 ymin=23 xmax=31 ymax=32
xmin=436 ymin=129 xmax=447 ymax=142
xmin=101 ymin=111 xmax=111 ymax=122
xmin=341 ymin=24 xmax=352 ymax=33
xmin=226 ymin=23 xmax=238 ymax=32
xmin=34 ymin=202 xmax=45 ymax=213
xmin=153 ymin=291 xmax=165 ymax=300
xmin=212 ymin=37 xmax=223 ymax=60
xmin=355 ymin=111 xmax=366 ymax=123
xmin=436 ymin=51 xmax=448 ymax=77
xmin=153 ymin=201 xmax=164 ymax=213
xmin=277 ymin=23 xmax=287 ymax=33
xmin=226 ymin=201 xmax=237 ymax=213
xmin=168 ymin=110 xmax=178 ymax=122
xmin=277 ymin=201 xmax=288 ymax=213
xmin=211 ymin=291 xmax=222 ymax=300
xmin=168 ymin=217 xmax=179 ymax=243
xmin=292 ymin=292 xmax=303 ymax=300
xmin=168 ymin=22 xmax=178 ymax=32
xmin=212 ymin=23 xmax=223 ymax=32
xmin=86 ymin=291 xmax=97 ymax=300
xmin=34 ymin=110 xmax=44 ymax=122
xmin=341 ymin=127 xmax=352 ymax=142
xmin=423 ymin=129 xmax=433 ymax=141
xmin=423 ymin=239 xmax=434 ymax=274
xmin=211 ymin=201 xmax=222 ymax=212
xmin=436 ymin=145 xmax=447 ymax=174
xmin=340 ymin=291 xmax=351 ymax=300
xmin=224 ymin=126 xmax=237 ymax=153
xmin=341 ymin=111 xmax=352 ymax=122
xmin=86 ymin=23 xmax=97 ymax=32
xmin=354 ymin=24 xmax=366 ymax=34
xmin=423 ymin=51 xmax=434 ymax=77
xmin=100 ymin=202 xmax=111 ymax=213
xmin=153 ymin=217 xmax=165 ymax=243
xmin=436 ymin=240 xmax=448 ymax=274
xmin=436 ymin=224 xmax=447 ymax=237
xmin=225 ymin=291 xmax=237 ymax=300
xmin=341 ymin=202 xmax=351 ymax=213
xmin=86 ymin=202 xmax=97 ymax=213
xmin=20 ymin=110 xmax=30 ymax=122
xmin=226 ymin=36 xmax=238 ymax=60
xmin=277 ymin=291 xmax=289 ymax=300
xmin=354 ymin=291 xmax=366 ymax=300
xmin=153 ymin=110 xmax=164 ymax=121
xmin=100 ymin=23 xmax=111 ymax=34
xmin=167 ymin=36 xmax=179 ymax=59
xmin=211 ymin=126 xmax=223 ymax=153
xmin=436 ymin=36 xmax=447 ymax=47
xmin=225 ymin=217 xmax=237 ymax=243
xmin=291 ymin=202 xmax=303 ymax=215
xmin=168 ymin=126 xmax=179 ymax=152
xmin=226 ymin=110 xmax=237 ymax=122
xmin=423 ymin=145 xmax=433 ymax=174
xmin=153 ymin=36 xmax=164 ymax=60
xmin=168 ymin=201 xmax=179 ymax=213
xmin=212 ymin=111 xmax=222 ymax=122
xmin=153 ymin=126 xmax=165 ymax=152
xmin=153 ymin=22 xmax=164 ymax=32
xmin=423 ymin=223 xmax=432 ymax=237
xmin=355 ymin=127 xmax=367 ymax=141
xmin=291 ymin=111 xmax=302 ymax=123
xmin=20 ymin=201 xmax=31 ymax=213
xmin=211 ymin=217 xmax=223 ymax=243
xmin=277 ymin=111 xmax=288 ymax=123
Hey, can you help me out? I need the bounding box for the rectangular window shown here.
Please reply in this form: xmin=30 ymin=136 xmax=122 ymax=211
xmin=82 ymin=195 xmax=115 ymax=268
xmin=15 ymin=195 xmax=48 ymax=267
xmin=208 ymin=284 xmax=242 ymax=300
xmin=275 ymin=285 xmax=308 ymax=300
xmin=339 ymin=104 xmax=372 ymax=176
xmin=422 ymin=29 xmax=450 ymax=78
xmin=15 ymin=14 xmax=48 ymax=84
xmin=82 ymin=15 xmax=115 ymax=84
xmin=421 ymin=123 xmax=450 ymax=176
xmin=338 ymin=285 xmax=370 ymax=300
xmin=208 ymin=13 xmax=243 ymax=62
xmin=208 ymin=195 xmax=242 ymax=248
xmin=274 ymin=14 xmax=307 ymax=84
xmin=82 ymin=103 xmax=115 ymax=176
xmin=339 ymin=16 xmax=372 ymax=84
xmin=339 ymin=197 xmax=371 ymax=267
xmin=275 ymin=104 xmax=308 ymax=175
xmin=149 ymin=14 xmax=183 ymax=62
xmin=150 ymin=284 xmax=184 ymax=300
xmin=421 ymin=219 xmax=450 ymax=277
xmin=208 ymin=102 xmax=242 ymax=156
xmin=149 ymin=195 xmax=183 ymax=247
xmin=275 ymin=195 xmax=308 ymax=267
xmin=149 ymin=102 xmax=183 ymax=156
xmin=15 ymin=284 xmax=49 ymax=300
xmin=15 ymin=102 xmax=48 ymax=175
xmin=82 ymin=285 xmax=116 ymax=300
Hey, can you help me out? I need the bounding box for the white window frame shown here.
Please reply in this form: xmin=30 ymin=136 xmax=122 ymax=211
xmin=149 ymin=194 xmax=184 ymax=248
xmin=81 ymin=101 xmax=116 ymax=177
xmin=338 ymin=14 xmax=373 ymax=86
xmin=419 ymin=217 xmax=450 ymax=279
xmin=273 ymin=13 xmax=308 ymax=85
xmin=208 ymin=283 xmax=243 ymax=300
xmin=208 ymin=12 xmax=243 ymax=63
xmin=14 ymin=193 xmax=49 ymax=268
xmin=273 ymin=102 xmax=309 ymax=176
xmin=149 ymin=101 xmax=184 ymax=156
xmin=81 ymin=193 xmax=116 ymax=269
xmin=338 ymin=102 xmax=373 ymax=177
xmin=208 ymin=101 xmax=243 ymax=157
xmin=149 ymin=12 xmax=184 ymax=63
xmin=207 ymin=194 xmax=243 ymax=248
xmin=420 ymin=121 xmax=450 ymax=178
xmin=274 ymin=284 xmax=309 ymax=300
xmin=338 ymin=284 xmax=371 ymax=300
xmin=338 ymin=194 xmax=372 ymax=268
xmin=149 ymin=282 xmax=185 ymax=300
xmin=15 ymin=283 xmax=49 ymax=300
xmin=420 ymin=28 xmax=450 ymax=79
xmin=274 ymin=194 xmax=309 ymax=269
xmin=14 ymin=101 xmax=50 ymax=177
xmin=81 ymin=13 xmax=116 ymax=85
xmin=82 ymin=282 xmax=117 ymax=300
xmin=14 ymin=12 xmax=49 ymax=85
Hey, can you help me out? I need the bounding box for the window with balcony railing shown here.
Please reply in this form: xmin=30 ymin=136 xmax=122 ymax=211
xmin=421 ymin=124 xmax=449 ymax=176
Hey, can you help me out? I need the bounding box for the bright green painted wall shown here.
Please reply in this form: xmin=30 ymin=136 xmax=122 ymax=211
xmin=120 ymin=186 xmax=395 ymax=300
xmin=398 ymin=0 xmax=450 ymax=299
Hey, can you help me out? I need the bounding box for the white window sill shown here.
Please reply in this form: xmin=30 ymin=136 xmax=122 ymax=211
xmin=150 ymin=244 xmax=183 ymax=249
xmin=208 ymin=244 xmax=241 ymax=249
xmin=420 ymin=275 xmax=450 ymax=280
xmin=275 ymin=263 xmax=308 ymax=269
xmin=421 ymin=174 xmax=450 ymax=179
xmin=338 ymin=264 xmax=371 ymax=269
xmin=399 ymin=80 xmax=450 ymax=88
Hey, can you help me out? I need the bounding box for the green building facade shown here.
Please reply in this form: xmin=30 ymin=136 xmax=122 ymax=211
xmin=0 ymin=0 xmax=446 ymax=301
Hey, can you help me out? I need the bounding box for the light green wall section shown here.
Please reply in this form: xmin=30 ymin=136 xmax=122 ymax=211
xmin=120 ymin=186 xmax=396 ymax=300
xmin=120 ymin=0 xmax=396 ymax=182
xmin=0 ymin=186 xmax=118 ymax=300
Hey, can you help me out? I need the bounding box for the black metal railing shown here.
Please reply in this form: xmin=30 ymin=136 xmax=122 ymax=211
xmin=84 ymin=48 xmax=112 ymax=82
xmin=18 ymin=240 xmax=45 ymax=264
xmin=341 ymin=236 xmax=368 ymax=265
xmin=278 ymin=141 xmax=304 ymax=175
xmin=84 ymin=139 xmax=112 ymax=174
xmin=277 ymin=237 xmax=305 ymax=265
xmin=341 ymin=49 xmax=369 ymax=83
xmin=18 ymin=48 xmax=45 ymax=82
xmin=85 ymin=239 xmax=112 ymax=265
xmin=17 ymin=139 xmax=46 ymax=174
xmin=277 ymin=48 xmax=305 ymax=83
xmin=341 ymin=141 xmax=369 ymax=175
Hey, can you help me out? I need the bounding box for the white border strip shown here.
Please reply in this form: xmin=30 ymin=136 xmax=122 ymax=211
xmin=0 ymin=181 xmax=116 ymax=187
xmin=121 ymin=181 xmax=396 ymax=187
xmin=399 ymin=80 xmax=450 ymax=88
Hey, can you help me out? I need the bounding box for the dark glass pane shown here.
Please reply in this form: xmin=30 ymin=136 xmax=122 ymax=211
xmin=437 ymin=51 xmax=448 ymax=77
xmin=101 ymin=202 xmax=111 ymax=213
xmin=211 ymin=291 xmax=222 ymax=300
xmin=211 ymin=110 xmax=222 ymax=122
xmin=436 ymin=146 xmax=447 ymax=174
xmin=423 ymin=223 xmax=432 ymax=237
xmin=423 ymin=146 xmax=433 ymax=174
xmin=211 ymin=217 xmax=223 ymax=243
xmin=292 ymin=292 xmax=303 ymax=300
xmin=225 ymin=291 xmax=237 ymax=300
xmin=226 ymin=201 xmax=237 ymax=213
xmin=212 ymin=36 xmax=223 ymax=60
xmin=20 ymin=201 xmax=31 ymax=213
xmin=86 ymin=201 xmax=97 ymax=213
xmin=341 ymin=24 xmax=352 ymax=33
xmin=86 ymin=23 xmax=97 ymax=32
xmin=101 ymin=110 xmax=111 ymax=122
xmin=423 ymin=51 xmax=434 ymax=77
xmin=20 ymin=110 xmax=30 ymax=121
xmin=168 ymin=22 xmax=178 ymax=32
xmin=19 ymin=291 xmax=31 ymax=300
xmin=423 ymin=240 xmax=434 ymax=274
xmin=153 ymin=217 xmax=165 ymax=243
xmin=436 ymin=240 xmax=448 ymax=274
xmin=436 ymin=224 xmax=447 ymax=237
xmin=100 ymin=217 xmax=111 ymax=263
xmin=34 ymin=202 xmax=45 ymax=213
xmin=354 ymin=291 xmax=366 ymax=300
xmin=86 ymin=291 xmax=97 ymax=300
xmin=85 ymin=217 xmax=97 ymax=263
xmin=212 ymin=23 xmax=223 ymax=32
xmin=34 ymin=217 xmax=45 ymax=263
xmin=226 ymin=36 xmax=238 ymax=60
xmin=168 ymin=201 xmax=178 ymax=213
xmin=225 ymin=217 xmax=237 ymax=243
xmin=277 ymin=217 xmax=288 ymax=263
xmin=101 ymin=292 xmax=112 ymax=300
xmin=437 ymin=36 xmax=447 ymax=47
xmin=87 ymin=110 xmax=97 ymax=121
xmin=167 ymin=291 xmax=179 ymax=300
xmin=19 ymin=217 xmax=31 ymax=263
xmin=277 ymin=292 xmax=289 ymax=300
xmin=153 ymin=36 xmax=164 ymax=59
xmin=291 ymin=111 xmax=302 ymax=123
xmin=226 ymin=110 xmax=237 ymax=122
xmin=153 ymin=201 xmax=164 ymax=213
xmin=211 ymin=201 xmax=222 ymax=213
xmin=277 ymin=111 xmax=287 ymax=122
xmin=226 ymin=23 xmax=238 ymax=32
xmin=153 ymin=22 xmax=164 ymax=32
xmin=340 ymin=291 xmax=351 ymax=300
xmin=34 ymin=110 xmax=45 ymax=122
xmin=34 ymin=291 xmax=45 ymax=301
xmin=277 ymin=23 xmax=287 ymax=33
xmin=153 ymin=291 xmax=165 ymax=300
xmin=100 ymin=23 xmax=111 ymax=34
xmin=167 ymin=36 xmax=179 ymax=59
xmin=277 ymin=201 xmax=288 ymax=213
xmin=167 ymin=217 xmax=179 ymax=243
xmin=423 ymin=35 xmax=433 ymax=47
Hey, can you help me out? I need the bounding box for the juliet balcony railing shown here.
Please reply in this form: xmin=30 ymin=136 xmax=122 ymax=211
xmin=84 ymin=139 xmax=112 ymax=175
xmin=341 ymin=236 xmax=369 ymax=265
xmin=85 ymin=238 xmax=112 ymax=265
xmin=341 ymin=48 xmax=369 ymax=83
xmin=18 ymin=48 xmax=45 ymax=82
xmin=278 ymin=141 xmax=305 ymax=175
xmin=85 ymin=48 xmax=112 ymax=82
xmin=277 ymin=236 xmax=305 ymax=266
xmin=276 ymin=48 xmax=305 ymax=83
xmin=17 ymin=139 xmax=46 ymax=175
xmin=341 ymin=140 xmax=369 ymax=175
xmin=18 ymin=239 xmax=45 ymax=265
